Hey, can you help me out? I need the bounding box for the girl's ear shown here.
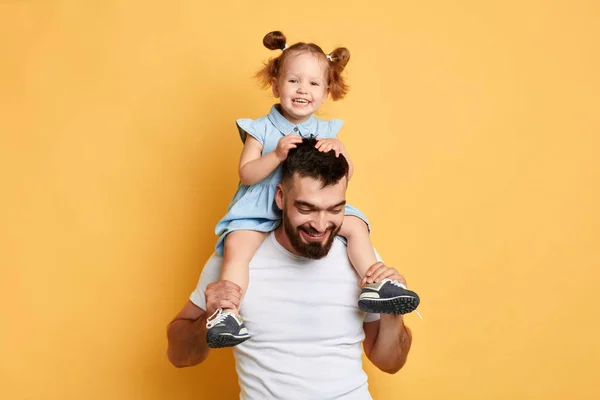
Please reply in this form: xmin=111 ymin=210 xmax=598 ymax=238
xmin=271 ymin=77 xmax=280 ymax=98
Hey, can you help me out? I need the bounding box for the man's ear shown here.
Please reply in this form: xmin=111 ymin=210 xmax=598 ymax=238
xmin=275 ymin=183 xmax=284 ymax=210
xmin=272 ymin=77 xmax=280 ymax=98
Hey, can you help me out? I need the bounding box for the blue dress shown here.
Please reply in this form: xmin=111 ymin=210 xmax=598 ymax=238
xmin=214 ymin=105 xmax=369 ymax=255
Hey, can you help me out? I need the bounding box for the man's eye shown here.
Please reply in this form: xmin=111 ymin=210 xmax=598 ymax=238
xmin=330 ymin=209 xmax=343 ymax=214
xmin=298 ymin=208 xmax=312 ymax=214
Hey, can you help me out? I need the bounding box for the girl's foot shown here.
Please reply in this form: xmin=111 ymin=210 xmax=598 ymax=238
xmin=205 ymin=309 xmax=251 ymax=348
xmin=358 ymin=278 xmax=420 ymax=315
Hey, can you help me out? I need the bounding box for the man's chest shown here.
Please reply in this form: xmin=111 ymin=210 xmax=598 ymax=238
xmin=240 ymin=258 xmax=366 ymax=343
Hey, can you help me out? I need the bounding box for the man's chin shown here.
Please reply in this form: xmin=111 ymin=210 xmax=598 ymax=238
xmin=282 ymin=212 xmax=339 ymax=259
xmin=294 ymin=231 xmax=333 ymax=259
xmin=299 ymin=244 xmax=328 ymax=260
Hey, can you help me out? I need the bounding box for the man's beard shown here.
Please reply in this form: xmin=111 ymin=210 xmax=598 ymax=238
xmin=282 ymin=209 xmax=340 ymax=259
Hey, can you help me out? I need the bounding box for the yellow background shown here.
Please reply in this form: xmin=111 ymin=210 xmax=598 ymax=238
xmin=1 ymin=1 xmax=599 ymax=399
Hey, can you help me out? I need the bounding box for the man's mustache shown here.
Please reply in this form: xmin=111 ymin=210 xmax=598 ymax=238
xmin=299 ymin=225 xmax=336 ymax=235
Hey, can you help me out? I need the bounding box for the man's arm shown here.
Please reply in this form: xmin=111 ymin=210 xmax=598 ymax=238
xmin=167 ymin=280 xmax=242 ymax=368
xmin=167 ymin=301 xmax=210 ymax=368
xmin=361 ymin=262 xmax=413 ymax=374
xmin=363 ymin=315 xmax=412 ymax=374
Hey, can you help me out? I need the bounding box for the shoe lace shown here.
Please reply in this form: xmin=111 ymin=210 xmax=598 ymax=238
xmin=384 ymin=278 xmax=407 ymax=290
xmin=206 ymin=308 xmax=227 ymax=329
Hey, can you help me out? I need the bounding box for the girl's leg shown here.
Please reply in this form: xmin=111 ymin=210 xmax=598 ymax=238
xmin=339 ymin=215 xmax=377 ymax=280
xmin=220 ymin=230 xmax=268 ymax=314
xmin=206 ymin=230 xmax=268 ymax=348
xmin=340 ymin=216 xmax=421 ymax=316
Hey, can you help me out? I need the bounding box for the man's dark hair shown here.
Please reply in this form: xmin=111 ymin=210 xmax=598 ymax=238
xmin=281 ymin=138 xmax=349 ymax=187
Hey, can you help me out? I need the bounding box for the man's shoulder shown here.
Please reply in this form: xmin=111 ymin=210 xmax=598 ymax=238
xmin=324 ymin=236 xmax=351 ymax=256
xmin=200 ymin=252 xmax=223 ymax=276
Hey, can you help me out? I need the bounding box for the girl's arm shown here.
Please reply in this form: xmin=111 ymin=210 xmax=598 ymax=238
xmin=238 ymin=136 xmax=280 ymax=185
xmin=239 ymin=135 xmax=303 ymax=185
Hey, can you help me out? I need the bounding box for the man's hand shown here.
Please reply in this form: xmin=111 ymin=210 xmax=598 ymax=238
xmin=359 ymin=262 xmax=407 ymax=287
xmin=205 ymin=280 xmax=243 ymax=317
xmin=315 ymin=137 xmax=346 ymax=157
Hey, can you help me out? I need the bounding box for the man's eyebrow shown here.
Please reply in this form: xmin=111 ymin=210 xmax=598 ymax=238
xmin=294 ymin=200 xmax=346 ymax=210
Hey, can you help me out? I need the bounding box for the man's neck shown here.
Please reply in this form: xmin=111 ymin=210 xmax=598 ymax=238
xmin=273 ymin=226 xmax=301 ymax=256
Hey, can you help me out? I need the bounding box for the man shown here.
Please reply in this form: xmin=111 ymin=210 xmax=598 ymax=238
xmin=167 ymin=139 xmax=413 ymax=399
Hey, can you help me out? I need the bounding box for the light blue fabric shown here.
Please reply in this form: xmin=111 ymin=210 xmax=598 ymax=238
xmin=215 ymin=104 xmax=369 ymax=255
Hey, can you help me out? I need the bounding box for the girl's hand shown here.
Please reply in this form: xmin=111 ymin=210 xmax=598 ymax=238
xmin=275 ymin=134 xmax=303 ymax=161
xmin=315 ymin=137 xmax=346 ymax=157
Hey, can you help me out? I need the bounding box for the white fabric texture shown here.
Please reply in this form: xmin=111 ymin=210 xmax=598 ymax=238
xmin=190 ymin=233 xmax=381 ymax=399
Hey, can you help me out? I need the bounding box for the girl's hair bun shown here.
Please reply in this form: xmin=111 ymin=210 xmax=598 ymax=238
xmin=263 ymin=31 xmax=287 ymax=51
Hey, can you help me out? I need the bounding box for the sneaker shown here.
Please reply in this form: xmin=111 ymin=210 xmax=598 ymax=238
xmin=358 ymin=278 xmax=420 ymax=315
xmin=205 ymin=309 xmax=251 ymax=348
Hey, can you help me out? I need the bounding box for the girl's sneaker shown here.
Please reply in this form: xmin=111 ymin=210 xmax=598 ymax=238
xmin=205 ymin=309 xmax=251 ymax=348
xmin=358 ymin=278 xmax=420 ymax=315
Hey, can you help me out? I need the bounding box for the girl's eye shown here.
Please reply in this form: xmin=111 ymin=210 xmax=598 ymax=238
xmin=311 ymin=82 xmax=320 ymax=86
xmin=288 ymin=79 xmax=298 ymax=83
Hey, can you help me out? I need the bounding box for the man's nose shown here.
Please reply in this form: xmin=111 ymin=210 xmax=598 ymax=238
xmin=311 ymin=213 xmax=328 ymax=232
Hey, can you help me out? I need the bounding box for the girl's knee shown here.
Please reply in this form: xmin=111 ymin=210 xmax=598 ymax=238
xmin=224 ymin=231 xmax=245 ymax=248
xmin=341 ymin=215 xmax=369 ymax=237
xmin=223 ymin=230 xmax=269 ymax=258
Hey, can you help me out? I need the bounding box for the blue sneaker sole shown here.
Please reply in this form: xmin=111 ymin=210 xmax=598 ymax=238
xmin=358 ymin=295 xmax=420 ymax=315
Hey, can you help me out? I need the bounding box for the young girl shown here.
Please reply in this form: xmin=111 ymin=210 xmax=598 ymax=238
xmin=205 ymin=31 xmax=420 ymax=348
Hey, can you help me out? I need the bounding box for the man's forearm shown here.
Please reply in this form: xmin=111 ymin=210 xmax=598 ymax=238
xmin=370 ymin=315 xmax=412 ymax=373
xmin=167 ymin=317 xmax=210 ymax=368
